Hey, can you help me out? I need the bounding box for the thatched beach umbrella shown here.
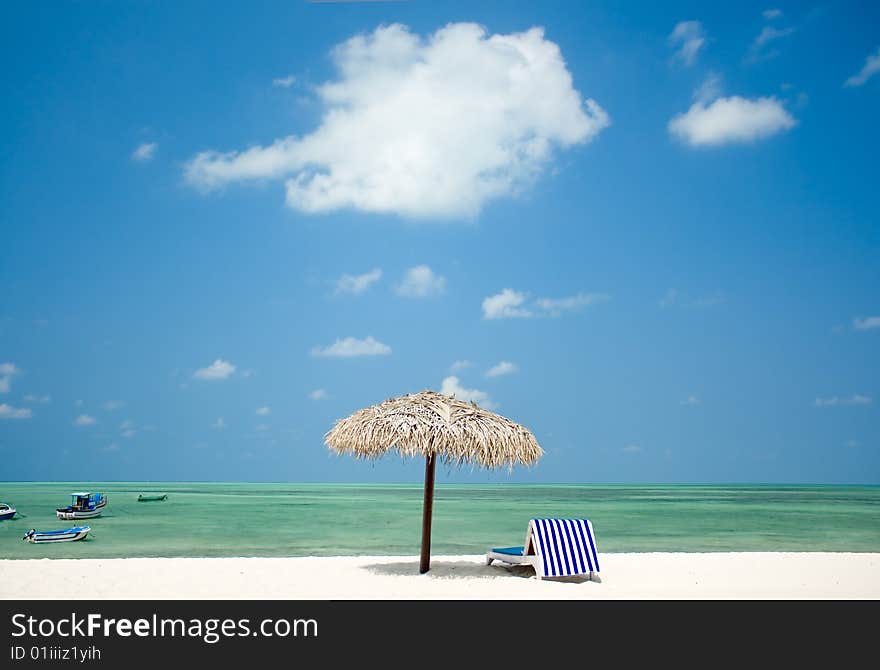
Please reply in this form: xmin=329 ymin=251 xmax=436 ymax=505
xmin=324 ymin=389 xmax=543 ymax=573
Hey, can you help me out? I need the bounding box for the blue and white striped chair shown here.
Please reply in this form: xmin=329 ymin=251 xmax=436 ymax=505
xmin=486 ymin=518 xmax=600 ymax=580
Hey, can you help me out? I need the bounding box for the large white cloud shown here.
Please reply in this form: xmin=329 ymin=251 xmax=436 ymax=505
xmin=185 ymin=23 xmax=609 ymax=219
xmin=669 ymin=95 xmax=795 ymax=146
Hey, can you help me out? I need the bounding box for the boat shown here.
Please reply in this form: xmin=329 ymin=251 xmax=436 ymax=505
xmin=56 ymin=492 xmax=103 ymax=520
xmin=22 ymin=526 xmax=91 ymax=543
xmin=92 ymin=492 xmax=107 ymax=508
xmin=0 ymin=503 xmax=16 ymax=520
xmin=137 ymin=494 xmax=167 ymax=502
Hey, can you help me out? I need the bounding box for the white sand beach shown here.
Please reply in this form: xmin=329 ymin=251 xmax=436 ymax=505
xmin=1 ymin=552 xmax=877 ymax=600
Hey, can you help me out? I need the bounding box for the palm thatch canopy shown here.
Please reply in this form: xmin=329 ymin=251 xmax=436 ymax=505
xmin=324 ymin=390 xmax=543 ymax=469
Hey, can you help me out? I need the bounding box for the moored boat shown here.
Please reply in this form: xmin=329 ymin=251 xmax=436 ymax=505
xmin=0 ymin=503 xmax=16 ymax=520
xmin=56 ymin=492 xmax=103 ymax=520
xmin=23 ymin=526 xmax=91 ymax=543
xmin=137 ymin=494 xmax=167 ymax=501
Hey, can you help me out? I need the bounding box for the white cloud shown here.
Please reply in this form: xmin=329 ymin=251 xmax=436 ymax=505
xmin=681 ymin=395 xmax=701 ymax=406
xmin=535 ymin=292 xmax=610 ymax=316
xmin=24 ymin=394 xmax=50 ymax=403
xmin=622 ymin=444 xmax=642 ymax=454
xmin=102 ymin=400 xmax=125 ymax=411
xmin=311 ymin=336 xmax=391 ymax=358
xmin=0 ymin=362 xmax=20 ymax=394
xmin=212 ymin=417 xmax=226 ymax=429
xmin=184 ymin=23 xmax=609 ymax=219
xmin=845 ymin=48 xmax=880 ymax=88
xmin=747 ymin=25 xmax=795 ymax=62
xmin=853 ymin=316 xmax=880 ymax=331
xmin=814 ymin=395 xmax=872 ymax=407
xmin=193 ymin=359 xmax=236 ymax=380
xmin=439 ymin=376 xmax=496 ymax=409
xmin=272 ymin=75 xmax=296 ymax=88
xmin=669 ymin=95 xmax=795 ymax=146
xmin=482 ymin=289 xmax=532 ymax=319
xmin=255 ymin=424 xmax=270 ymax=432
xmin=105 ymin=443 xmax=120 ymax=452
xmin=659 ymin=289 xmax=679 ymax=308
xmin=335 ymin=268 xmax=382 ymax=294
xmin=73 ymin=414 xmax=96 ymax=426
xmin=309 ymin=389 xmax=328 ymax=400
xmin=482 ymin=288 xmax=609 ymax=319
xmin=132 ymin=142 xmax=157 ymax=161
xmin=0 ymin=403 xmax=31 ymax=419
xmin=668 ymin=21 xmax=707 ymax=66
xmin=121 ymin=429 xmax=136 ymax=439
xmin=120 ymin=420 xmax=134 ymax=430
xmin=450 ymin=360 xmax=472 ymax=372
xmin=763 ymin=9 xmax=783 ymax=20
xmin=396 ymin=265 xmax=446 ymax=298
xmin=256 ymin=406 xmax=271 ymax=416
xmin=486 ymin=361 xmax=518 ymax=378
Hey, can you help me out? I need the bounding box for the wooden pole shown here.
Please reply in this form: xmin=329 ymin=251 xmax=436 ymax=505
xmin=419 ymin=452 xmax=436 ymax=574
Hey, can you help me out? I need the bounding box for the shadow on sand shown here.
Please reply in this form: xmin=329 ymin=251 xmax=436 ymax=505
xmin=362 ymin=560 xmax=597 ymax=584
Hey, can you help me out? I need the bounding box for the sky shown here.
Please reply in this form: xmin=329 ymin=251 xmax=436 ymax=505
xmin=0 ymin=1 xmax=878 ymax=484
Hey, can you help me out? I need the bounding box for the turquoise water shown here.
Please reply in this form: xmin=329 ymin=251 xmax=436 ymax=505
xmin=0 ymin=482 xmax=878 ymax=559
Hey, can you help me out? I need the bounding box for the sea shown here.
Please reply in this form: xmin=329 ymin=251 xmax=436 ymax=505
xmin=0 ymin=482 xmax=878 ymax=559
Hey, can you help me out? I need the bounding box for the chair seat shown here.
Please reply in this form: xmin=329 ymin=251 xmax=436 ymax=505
xmin=490 ymin=546 xmax=525 ymax=556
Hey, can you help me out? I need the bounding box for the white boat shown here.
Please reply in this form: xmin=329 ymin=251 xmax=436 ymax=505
xmin=0 ymin=503 xmax=16 ymax=520
xmin=56 ymin=492 xmax=103 ymax=520
xmin=23 ymin=526 xmax=91 ymax=543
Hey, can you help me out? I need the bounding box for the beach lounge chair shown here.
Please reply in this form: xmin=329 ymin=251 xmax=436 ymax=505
xmin=486 ymin=518 xmax=600 ymax=580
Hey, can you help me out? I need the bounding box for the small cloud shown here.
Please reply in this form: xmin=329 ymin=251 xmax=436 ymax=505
xmin=846 ymin=440 xmax=861 ymax=449
xmin=256 ymin=406 xmax=271 ymax=416
xmin=622 ymin=444 xmax=642 ymax=454
xmin=104 ymin=443 xmax=120 ymax=452
xmin=272 ymin=75 xmax=296 ymax=88
xmin=853 ymin=316 xmax=880 ymax=331
xmin=212 ymin=417 xmax=226 ymax=429
xmin=309 ymin=389 xmax=328 ymax=400
xmin=482 ymin=289 xmax=532 ymax=319
xmin=396 ymin=265 xmax=446 ymax=298
xmin=335 ymin=268 xmax=382 ymax=295
xmin=121 ymin=429 xmax=136 ymax=438
xmin=814 ymin=395 xmax=872 ymax=407
xmin=120 ymin=420 xmax=134 ymax=430
xmin=659 ymin=289 xmax=679 ymax=308
xmin=73 ymin=414 xmax=96 ymax=426
xmin=844 ymin=47 xmax=880 ymax=88
xmin=311 ymin=336 xmax=391 ymax=358
xmin=23 ymin=394 xmax=50 ymax=404
xmin=535 ymin=292 xmax=609 ymax=317
xmin=102 ymin=400 xmax=125 ymax=411
xmin=255 ymin=424 xmax=270 ymax=432
xmin=439 ymin=376 xmax=496 ymax=409
xmin=0 ymin=403 xmax=32 ymax=419
xmin=668 ymin=20 xmax=707 ymax=66
xmin=450 ymin=360 xmax=472 ymax=372
xmin=241 ymin=369 xmax=256 ymax=378
xmin=681 ymin=395 xmax=701 ymax=406
xmin=132 ymin=142 xmax=157 ymax=161
xmin=193 ymin=359 xmax=236 ymax=380
xmin=747 ymin=25 xmax=795 ymax=62
xmin=0 ymin=362 xmax=20 ymax=394
xmin=486 ymin=361 xmax=518 ymax=378
xmin=762 ymin=8 xmax=783 ymax=19
xmin=669 ymin=95 xmax=795 ymax=146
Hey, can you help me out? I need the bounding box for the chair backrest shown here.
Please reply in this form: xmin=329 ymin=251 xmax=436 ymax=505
xmin=528 ymin=519 xmax=600 ymax=577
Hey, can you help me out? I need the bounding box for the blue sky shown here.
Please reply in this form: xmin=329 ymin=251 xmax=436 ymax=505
xmin=1 ymin=1 xmax=877 ymax=484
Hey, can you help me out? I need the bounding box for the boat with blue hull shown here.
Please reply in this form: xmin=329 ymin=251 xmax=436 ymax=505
xmin=0 ymin=503 xmax=16 ymax=520
xmin=56 ymin=492 xmax=104 ymax=520
xmin=23 ymin=526 xmax=91 ymax=543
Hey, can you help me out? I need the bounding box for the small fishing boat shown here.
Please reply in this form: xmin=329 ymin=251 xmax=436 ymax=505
xmin=23 ymin=526 xmax=91 ymax=543
xmin=92 ymin=492 xmax=107 ymax=508
xmin=137 ymin=494 xmax=168 ymax=502
xmin=0 ymin=503 xmax=16 ymax=520
xmin=56 ymin=492 xmax=103 ymax=520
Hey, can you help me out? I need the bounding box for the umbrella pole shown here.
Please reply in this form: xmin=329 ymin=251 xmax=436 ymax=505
xmin=419 ymin=453 xmax=436 ymax=574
